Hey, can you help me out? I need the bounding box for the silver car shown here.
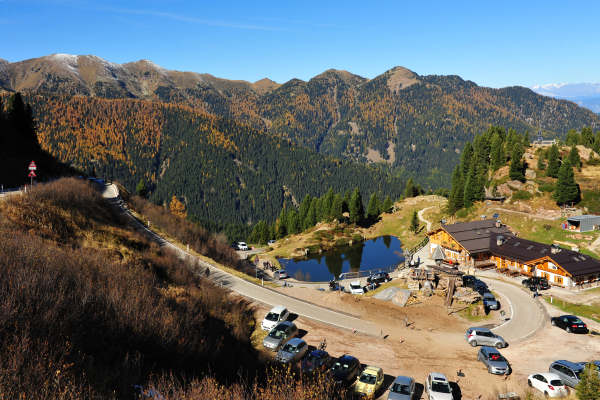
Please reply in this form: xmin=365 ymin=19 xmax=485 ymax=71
xmin=465 ymin=327 xmax=507 ymax=348
xmin=549 ymin=360 xmax=584 ymax=388
xmin=263 ymin=321 xmax=298 ymax=351
xmin=477 ymin=346 xmax=510 ymax=375
xmin=426 ymin=372 xmax=453 ymax=400
xmin=276 ymin=338 xmax=308 ymax=364
xmin=387 ymin=375 xmax=415 ymax=400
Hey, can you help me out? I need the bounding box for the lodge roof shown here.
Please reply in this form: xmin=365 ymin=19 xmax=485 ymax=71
xmin=490 ymin=235 xmax=600 ymax=277
xmin=567 ymin=214 xmax=600 ymax=222
xmin=439 ymin=219 xmax=512 ymax=254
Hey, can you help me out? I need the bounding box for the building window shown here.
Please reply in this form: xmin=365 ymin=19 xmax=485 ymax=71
xmin=554 ymin=276 xmax=563 ymax=285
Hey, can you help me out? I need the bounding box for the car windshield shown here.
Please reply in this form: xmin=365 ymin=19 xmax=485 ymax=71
xmin=568 ymin=317 xmax=583 ymax=323
xmin=391 ymin=383 xmax=411 ymax=394
xmin=359 ymin=373 xmax=376 ymax=384
xmin=489 ymin=354 xmax=505 ymax=362
xmin=550 ymin=380 xmax=563 ymax=386
xmin=265 ymin=312 xmax=279 ymax=321
xmin=350 ymin=284 xmax=361 ymax=289
xmin=282 ymin=343 xmax=296 ymax=353
xmin=483 ymin=293 xmax=494 ymax=299
xmin=269 ymin=328 xmax=285 ymax=338
xmin=432 ymin=382 xmax=451 ymax=393
xmin=332 ymin=361 xmax=350 ymax=371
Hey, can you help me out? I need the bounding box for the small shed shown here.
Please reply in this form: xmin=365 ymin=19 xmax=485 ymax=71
xmin=564 ymin=215 xmax=600 ymax=232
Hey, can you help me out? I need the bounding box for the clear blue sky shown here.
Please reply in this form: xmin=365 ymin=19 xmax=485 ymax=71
xmin=2 ymin=0 xmax=599 ymax=87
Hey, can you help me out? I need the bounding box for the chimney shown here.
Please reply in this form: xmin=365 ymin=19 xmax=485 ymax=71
xmin=495 ymin=220 xmax=502 ymax=228
xmin=496 ymin=235 xmax=505 ymax=246
xmin=551 ymin=244 xmax=561 ymax=254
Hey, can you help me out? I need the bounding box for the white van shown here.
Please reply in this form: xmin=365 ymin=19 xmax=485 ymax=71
xmin=237 ymin=242 xmax=249 ymax=251
xmin=261 ymin=306 xmax=290 ymax=331
xmin=349 ymin=281 xmax=365 ymax=295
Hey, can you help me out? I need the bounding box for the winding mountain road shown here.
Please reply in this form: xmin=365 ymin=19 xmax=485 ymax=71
xmin=102 ymin=183 xmax=380 ymax=336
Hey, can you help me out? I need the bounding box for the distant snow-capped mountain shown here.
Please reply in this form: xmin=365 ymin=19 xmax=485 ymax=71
xmin=532 ymin=82 xmax=600 ymax=113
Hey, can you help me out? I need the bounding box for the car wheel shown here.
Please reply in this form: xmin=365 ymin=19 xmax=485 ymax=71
xmin=551 ymin=319 xmax=556 ymax=326
xmin=566 ymin=326 xmax=572 ymax=333
xmin=528 ymin=379 xmax=532 ymax=387
xmin=470 ymin=340 xmax=477 ymax=347
xmin=496 ymin=342 xmax=503 ymax=349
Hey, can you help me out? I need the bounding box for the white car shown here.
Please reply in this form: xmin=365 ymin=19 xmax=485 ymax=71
xmin=528 ymin=373 xmax=569 ymax=398
xmin=274 ymin=270 xmax=288 ymax=279
xmin=349 ymin=281 xmax=365 ymax=295
xmin=237 ymin=242 xmax=249 ymax=251
xmin=261 ymin=305 xmax=290 ymax=331
xmin=426 ymin=372 xmax=454 ymax=400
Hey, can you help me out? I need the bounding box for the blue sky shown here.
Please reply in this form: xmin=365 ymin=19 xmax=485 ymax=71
xmin=1 ymin=0 xmax=599 ymax=87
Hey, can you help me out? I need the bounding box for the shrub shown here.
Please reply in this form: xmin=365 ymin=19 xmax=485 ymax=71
xmin=512 ymin=190 xmax=533 ymax=200
xmin=538 ymin=183 xmax=555 ymax=192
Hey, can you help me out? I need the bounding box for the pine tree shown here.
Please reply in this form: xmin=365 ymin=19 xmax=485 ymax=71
xmin=568 ymin=145 xmax=581 ymax=170
xmin=404 ymin=178 xmax=416 ymax=198
xmin=460 ymin=142 xmax=474 ymax=177
xmin=276 ymin=208 xmax=288 ymax=238
xmin=575 ymin=363 xmax=600 ymax=400
xmin=304 ymin=198 xmax=318 ymax=230
xmin=448 ymin=165 xmax=464 ymax=213
xmin=298 ymin=194 xmax=312 ymax=222
xmin=169 ymin=195 xmax=187 ymax=219
xmin=546 ymin=144 xmax=561 ymax=178
xmin=581 ymin=127 xmax=595 ymax=148
xmin=331 ymin=194 xmax=344 ymax=221
xmin=490 ymin=133 xmax=505 ymax=171
xmin=553 ymin=159 xmax=580 ymax=205
xmin=322 ymin=188 xmax=335 ymax=220
xmin=381 ymin=195 xmax=393 ymax=213
xmin=366 ymin=193 xmax=380 ymax=223
xmin=509 ymin=147 xmax=525 ymax=182
xmin=463 ymin=165 xmax=477 ymax=208
xmin=286 ymin=210 xmax=301 ymax=234
xmin=349 ymin=188 xmax=364 ymax=225
xmin=136 ymin=178 xmax=148 ymax=198
xmin=410 ymin=211 xmax=420 ymax=233
xmin=537 ymin=152 xmax=546 ymax=170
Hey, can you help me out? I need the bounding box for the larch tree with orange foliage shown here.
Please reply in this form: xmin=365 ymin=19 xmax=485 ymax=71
xmin=169 ymin=195 xmax=187 ymax=219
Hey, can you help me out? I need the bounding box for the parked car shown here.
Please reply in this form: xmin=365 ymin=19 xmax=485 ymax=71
xmin=276 ymin=338 xmax=309 ymax=364
xmin=367 ymin=271 xmax=391 ymax=285
xmin=261 ymin=306 xmax=290 ymax=331
xmin=267 ymin=239 xmax=276 ymax=246
xmin=549 ymin=360 xmax=584 ymax=388
xmin=477 ymin=346 xmax=510 ymax=375
xmin=349 ymin=281 xmax=366 ymax=295
xmin=482 ymin=292 xmax=499 ymax=310
xmin=462 ymin=275 xmax=476 ymax=288
xmin=262 ymin=321 xmax=298 ymax=351
xmin=425 ymin=372 xmax=454 ymax=400
xmin=465 ymin=327 xmax=507 ymax=348
xmin=354 ymin=365 xmax=384 ymax=399
xmin=387 ymin=375 xmax=415 ymax=400
xmin=550 ymin=315 xmax=588 ymax=333
xmin=274 ymin=269 xmax=288 ymax=279
xmin=522 ymin=277 xmax=550 ymax=290
xmin=236 ymin=242 xmax=249 ymax=251
xmin=301 ymin=349 xmax=332 ymax=374
xmin=473 ymin=280 xmax=488 ymax=294
xmin=528 ymin=373 xmax=569 ymax=398
xmin=330 ymin=355 xmax=361 ymax=385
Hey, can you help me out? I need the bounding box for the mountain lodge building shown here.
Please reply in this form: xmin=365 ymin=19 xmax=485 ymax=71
xmin=428 ymin=220 xmax=600 ymax=288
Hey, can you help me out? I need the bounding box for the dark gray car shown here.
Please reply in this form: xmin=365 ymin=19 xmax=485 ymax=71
xmin=482 ymin=292 xmax=499 ymax=310
xmin=387 ymin=375 xmax=415 ymax=400
xmin=263 ymin=321 xmax=298 ymax=351
xmin=276 ymin=338 xmax=309 ymax=364
xmin=477 ymin=346 xmax=510 ymax=375
xmin=549 ymin=360 xmax=584 ymax=388
xmin=465 ymin=327 xmax=507 ymax=348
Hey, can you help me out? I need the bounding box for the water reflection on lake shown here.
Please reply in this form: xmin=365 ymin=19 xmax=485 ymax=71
xmin=277 ymin=236 xmax=403 ymax=282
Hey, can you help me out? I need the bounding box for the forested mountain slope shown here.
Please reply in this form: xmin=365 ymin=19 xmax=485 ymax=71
xmin=27 ymin=95 xmax=405 ymax=231
xmin=2 ymin=54 xmax=599 ymax=186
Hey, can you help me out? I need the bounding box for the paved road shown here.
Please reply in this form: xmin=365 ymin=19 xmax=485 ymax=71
xmin=479 ymin=276 xmax=547 ymax=343
xmin=101 ymin=184 xmax=379 ymax=336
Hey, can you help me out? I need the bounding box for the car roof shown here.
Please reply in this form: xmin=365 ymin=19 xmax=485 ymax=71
xmin=393 ymin=375 xmax=414 ymax=385
xmin=286 ymin=337 xmax=305 ymax=345
xmin=338 ymin=354 xmax=358 ymax=362
xmin=560 ymin=315 xmax=579 ymax=319
xmin=276 ymin=321 xmax=294 ymax=328
xmin=429 ymin=372 xmax=448 ymax=381
xmin=535 ymin=372 xmax=562 ymax=381
xmin=269 ymin=305 xmax=286 ymax=313
xmin=309 ymin=349 xmax=328 ymax=357
xmin=469 ymin=327 xmax=492 ymax=332
xmin=363 ymin=366 xmax=382 ymax=374
xmin=350 ymin=280 xmax=361 ymax=285
xmin=552 ymin=360 xmax=584 ymax=370
xmin=480 ymin=346 xmax=501 ymax=353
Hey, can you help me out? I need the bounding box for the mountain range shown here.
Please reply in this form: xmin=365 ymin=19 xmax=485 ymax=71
xmin=532 ymin=82 xmax=600 ymax=113
xmin=2 ymin=54 xmax=600 ymax=231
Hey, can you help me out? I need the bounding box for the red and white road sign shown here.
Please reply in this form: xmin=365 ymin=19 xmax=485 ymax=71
xmin=28 ymin=170 xmax=36 ymax=178
xmin=28 ymin=161 xmax=37 ymax=171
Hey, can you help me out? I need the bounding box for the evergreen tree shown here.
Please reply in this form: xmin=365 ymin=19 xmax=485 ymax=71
xmin=546 ymin=144 xmax=561 ymax=178
xmin=509 ymin=147 xmax=525 ymax=182
xmin=575 ymin=363 xmax=600 ymax=400
xmin=286 ymin=210 xmax=301 ymax=234
xmin=581 ymin=127 xmax=595 ymax=148
xmin=343 ymin=190 xmax=352 ymax=213
xmin=366 ymin=193 xmax=380 ymax=223
xmin=565 ymin=129 xmax=580 ymax=146
xmin=136 ymin=178 xmax=148 ymax=198
xmin=304 ymin=198 xmax=318 ymax=230
xmin=460 ymin=142 xmax=474 ymax=177
xmin=322 ymin=188 xmax=335 ymax=220
xmin=448 ymin=165 xmax=464 ymax=212
xmin=410 ymin=211 xmax=420 ymax=233
xmin=553 ymin=159 xmax=580 ymax=205
xmin=404 ymin=178 xmax=416 ymax=198
xmin=349 ymin=187 xmax=364 ymax=225
xmin=568 ymin=145 xmax=581 ymax=170
xmin=298 ymin=194 xmax=312 ymax=222
xmin=490 ymin=133 xmax=505 ymax=171
xmin=276 ymin=208 xmax=288 ymax=238
xmin=463 ymin=165 xmax=477 ymax=208
xmin=331 ymin=194 xmax=344 ymax=221
xmin=381 ymin=195 xmax=393 ymax=213
xmin=537 ymin=152 xmax=546 ymax=170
